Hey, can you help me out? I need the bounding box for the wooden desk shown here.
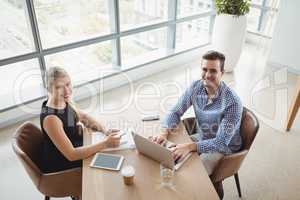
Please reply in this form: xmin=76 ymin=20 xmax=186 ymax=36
xmin=82 ymin=122 xmax=219 ymax=200
xmin=286 ymin=76 xmax=300 ymax=131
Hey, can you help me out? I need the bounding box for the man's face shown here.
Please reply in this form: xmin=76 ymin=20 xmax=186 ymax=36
xmin=201 ymin=59 xmax=223 ymax=90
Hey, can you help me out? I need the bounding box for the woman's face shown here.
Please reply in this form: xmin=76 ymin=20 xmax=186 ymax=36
xmin=49 ymin=75 xmax=72 ymax=102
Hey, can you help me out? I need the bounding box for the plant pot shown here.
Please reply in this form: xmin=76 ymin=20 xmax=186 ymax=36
xmin=212 ymin=14 xmax=247 ymax=72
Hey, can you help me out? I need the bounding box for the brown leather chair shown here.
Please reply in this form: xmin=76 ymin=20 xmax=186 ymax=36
xmin=12 ymin=122 xmax=82 ymax=200
xmin=182 ymin=107 xmax=259 ymax=199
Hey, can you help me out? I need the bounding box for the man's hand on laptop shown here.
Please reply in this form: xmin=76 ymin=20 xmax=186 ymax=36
xmin=149 ymin=129 xmax=169 ymax=144
xmin=170 ymin=142 xmax=197 ymax=161
xmin=149 ymin=134 xmax=167 ymax=144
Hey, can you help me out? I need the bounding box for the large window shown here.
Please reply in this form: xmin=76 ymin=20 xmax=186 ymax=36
xmin=248 ymin=7 xmax=261 ymax=32
xmin=177 ymin=0 xmax=212 ymax=18
xmin=119 ymin=0 xmax=168 ymax=30
xmin=252 ymin=0 xmax=280 ymax=7
xmin=45 ymin=41 xmax=113 ymax=85
xmin=0 ymin=0 xmax=280 ymax=111
xmin=176 ymin=17 xmax=210 ymax=50
xmin=0 ymin=59 xmax=43 ymax=110
xmin=34 ymin=0 xmax=111 ymax=48
xmin=248 ymin=0 xmax=280 ymax=36
xmin=0 ymin=0 xmax=35 ymax=60
xmin=121 ymin=28 xmax=167 ymax=67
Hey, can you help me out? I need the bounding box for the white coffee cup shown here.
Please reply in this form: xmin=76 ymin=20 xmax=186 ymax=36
xmin=121 ymin=165 xmax=135 ymax=185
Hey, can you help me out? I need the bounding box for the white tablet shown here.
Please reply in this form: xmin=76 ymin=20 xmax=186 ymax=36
xmin=90 ymin=153 xmax=124 ymax=171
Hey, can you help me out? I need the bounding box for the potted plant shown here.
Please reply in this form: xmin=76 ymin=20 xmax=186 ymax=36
xmin=212 ymin=0 xmax=250 ymax=72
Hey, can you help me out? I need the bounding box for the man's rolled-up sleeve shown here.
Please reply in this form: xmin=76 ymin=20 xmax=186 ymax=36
xmin=161 ymin=82 xmax=196 ymax=129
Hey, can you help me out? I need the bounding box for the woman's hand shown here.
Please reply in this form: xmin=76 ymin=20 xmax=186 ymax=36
xmin=105 ymin=128 xmax=120 ymax=135
xmin=103 ymin=132 xmax=121 ymax=148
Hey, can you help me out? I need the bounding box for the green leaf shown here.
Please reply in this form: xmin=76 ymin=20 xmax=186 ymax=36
xmin=215 ymin=0 xmax=250 ymax=16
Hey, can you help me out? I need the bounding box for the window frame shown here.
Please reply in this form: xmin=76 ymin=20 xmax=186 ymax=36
xmin=0 ymin=0 xmax=279 ymax=112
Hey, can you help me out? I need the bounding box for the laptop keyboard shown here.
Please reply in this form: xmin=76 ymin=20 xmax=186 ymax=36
xmin=162 ymin=140 xmax=175 ymax=148
xmin=161 ymin=141 xmax=182 ymax=164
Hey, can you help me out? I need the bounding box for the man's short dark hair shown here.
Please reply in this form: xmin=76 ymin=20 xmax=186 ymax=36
xmin=202 ymin=50 xmax=225 ymax=72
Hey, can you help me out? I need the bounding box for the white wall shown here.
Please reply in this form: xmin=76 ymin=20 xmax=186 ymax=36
xmin=268 ymin=0 xmax=300 ymax=73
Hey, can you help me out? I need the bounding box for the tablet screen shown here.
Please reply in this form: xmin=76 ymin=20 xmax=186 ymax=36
xmin=90 ymin=153 xmax=123 ymax=170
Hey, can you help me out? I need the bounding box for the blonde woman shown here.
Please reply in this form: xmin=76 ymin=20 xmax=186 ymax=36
xmin=40 ymin=67 xmax=121 ymax=173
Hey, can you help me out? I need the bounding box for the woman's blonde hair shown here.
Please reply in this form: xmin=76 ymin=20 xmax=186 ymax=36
xmin=45 ymin=67 xmax=82 ymax=134
xmin=45 ymin=66 xmax=68 ymax=92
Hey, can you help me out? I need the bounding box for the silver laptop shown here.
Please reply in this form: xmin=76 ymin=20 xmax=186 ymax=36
xmin=133 ymin=133 xmax=192 ymax=170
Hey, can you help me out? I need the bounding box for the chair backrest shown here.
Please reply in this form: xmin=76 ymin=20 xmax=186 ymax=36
xmin=12 ymin=122 xmax=44 ymax=187
xmin=240 ymin=107 xmax=259 ymax=150
xmin=182 ymin=117 xmax=197 ymax=135
xmin=210 ymin=107 xmax=259 ymax=182
xmin=183 ymin=107 xmax=260 ymax=149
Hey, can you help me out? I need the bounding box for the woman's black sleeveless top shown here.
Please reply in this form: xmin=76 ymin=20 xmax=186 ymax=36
xmin=40 ymin=100 xmax=83 ymax=173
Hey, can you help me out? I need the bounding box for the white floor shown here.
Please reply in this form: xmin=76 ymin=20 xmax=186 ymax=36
xmin=0 ymin=36 xmax=300 ymax=200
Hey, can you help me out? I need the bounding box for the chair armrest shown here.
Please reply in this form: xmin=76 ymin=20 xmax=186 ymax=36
xmin=38 ymin=167 xmax=82 ymax=197
xmin=182 ymin=117 xmax=197 ymax=135
xmin=210 ymin=150 xmax=248 ymax=183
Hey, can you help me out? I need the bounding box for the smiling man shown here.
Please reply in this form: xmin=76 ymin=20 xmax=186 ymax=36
xmin=152 ymin=50 xmax=243 ymax=176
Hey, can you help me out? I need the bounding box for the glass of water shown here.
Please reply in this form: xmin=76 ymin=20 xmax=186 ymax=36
xmin=160 ymin=164 xmax=175 ymax=187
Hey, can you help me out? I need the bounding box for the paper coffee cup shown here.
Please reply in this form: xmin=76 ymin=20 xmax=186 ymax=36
xmin=121 ymin=165 xmax=135 ymax=185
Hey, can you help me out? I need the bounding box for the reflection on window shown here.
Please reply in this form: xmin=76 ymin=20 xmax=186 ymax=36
xmin=251 ymin=0 xmax=263 ymax=5
xmin=256 ymin=9 xmax=278 ymax=35
xmin=0 ymin=59 xmax=43 ymax=110
xmin=34 ymin=0 xmax=111 ymax=48
xmin=177 ymin=0 xmax=212 ymax=18
xmin=247 ymin=7 xmax=261 ymax=32
xmin=176 ymin=17 xmax=210 ymax=50
xmin=252 ymin=0 xmax=279 ymax=7
xmin=121 ymin=28 xmax=167 ymax=67
xmin=119 ymin=0 xmax=168 ymax=30
xmin=45 ymin=41 xmax=114 ymax=85
xmin=248 ymin=0 xmax=279 ymax=34
xmin=0 ymin=0 xmax=34 ymax=59
xmin=266 ymin=0 xmax=280 ymax=7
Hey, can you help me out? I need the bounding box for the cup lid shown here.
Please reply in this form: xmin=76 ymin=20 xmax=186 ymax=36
xmin=121 ymin=165 xmax=135 ymax=176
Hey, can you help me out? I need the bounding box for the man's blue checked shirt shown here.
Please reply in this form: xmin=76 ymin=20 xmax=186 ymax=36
xmin=161 ymin=80 xmax=243 ymax=155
